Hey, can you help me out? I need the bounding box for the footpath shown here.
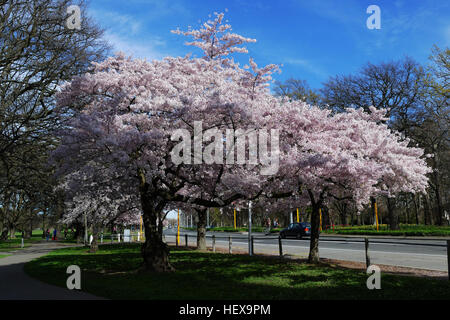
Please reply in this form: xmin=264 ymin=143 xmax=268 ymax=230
xmin=0 ymin=240 xmax=104 ymax=300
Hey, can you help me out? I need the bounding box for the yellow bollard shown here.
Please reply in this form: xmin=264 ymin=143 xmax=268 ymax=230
xmin=374 ymin=201 xmax=379 ymax=231
xmin=297 ymin=208 xmax=299 ymax=223
xmin=319 ymin=208 xmax=322 ymax=232
xmin=234 ymin=209 xmax=237 ymax=230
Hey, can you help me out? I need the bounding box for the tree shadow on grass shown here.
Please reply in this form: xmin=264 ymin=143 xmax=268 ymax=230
xmin=25 ymin=244 xmax=450 ymax=300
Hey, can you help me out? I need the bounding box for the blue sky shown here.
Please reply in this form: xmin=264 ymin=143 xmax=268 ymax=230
xmin=87 ymin=0 xmax=449 ymax=89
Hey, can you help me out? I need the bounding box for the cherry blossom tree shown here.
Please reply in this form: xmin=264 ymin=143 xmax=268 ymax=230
xmin=258 ymin=102 xmax=431 ymax=262
xmin=58 ymin=164 xmax=140 ymax=252
xmin=53 ymin=12 xmax=431 ymax=271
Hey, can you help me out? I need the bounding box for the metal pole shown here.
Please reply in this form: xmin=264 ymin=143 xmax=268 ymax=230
xmin=248 ymin=201 xmax=252 ymax=256
xmin=365 ymin=237 xmax=371 ymax=269
xmin=185 ymin=234 xmax=188 ymax=247
xmin=140 ymin=215 xmax=143 ymax=240
xmin=447 ymin=240 xmax=450 ymax=281
xmin=177 ymin=209 xmax=180 ymax=245
xmin=207 ymin=208 xmax=210 ymax=228
xmin=278 ymin=235 xmax=283 ymax=257
xmin=290 ymin=211 xmax=293 ymax=224
xmin=251 ymin=235 xmax=254 ymax=255
xmin=84 ymin=212 xmax=87 ymax=245
xmin=212 ymin=235 xmax=216 ymax=252
xmin=234 ymin=209 xmax=236 ymax=230
xmin=229 ymin=236 xmax=232 ymax=254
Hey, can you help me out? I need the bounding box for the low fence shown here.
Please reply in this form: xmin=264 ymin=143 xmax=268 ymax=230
xmin=96 ymin=232 xmax=145 ymax=243
xmin=95 ymin=231 xmax=450 ymax=280
xmin=165 ymin=233 xmax=450 ymax=280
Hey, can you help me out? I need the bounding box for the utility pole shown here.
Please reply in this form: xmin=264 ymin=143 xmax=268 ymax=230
xmin=248 ymin=201 xmax=252 ymax=256
xmin=177 ymin=209 xmax=180 ymax=245
xmin=84 ymin=212 xmax=88 ymax=245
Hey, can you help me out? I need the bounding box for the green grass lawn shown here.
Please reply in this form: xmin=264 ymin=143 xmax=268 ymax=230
xmin=24 ymin=243 xmax=450 ymax=300
xmin=0 ymin=230 xmax=44 ymax=252
xmin=0 ymin=254 xmax=11 ymax=259
xmin=322 ymin=224 xmax=450 ymax=236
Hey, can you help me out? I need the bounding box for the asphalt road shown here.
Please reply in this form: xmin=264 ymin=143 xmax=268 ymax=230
xmin=164 ymin=229 xmax=450 ymax=272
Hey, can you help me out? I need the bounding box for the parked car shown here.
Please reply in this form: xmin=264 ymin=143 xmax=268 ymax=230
xmin=279 ymin=222 xmax=311 ymax=239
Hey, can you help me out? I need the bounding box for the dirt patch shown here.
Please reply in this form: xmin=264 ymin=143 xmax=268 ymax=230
xmin=319 ymin=258 xmax=449 ymax=280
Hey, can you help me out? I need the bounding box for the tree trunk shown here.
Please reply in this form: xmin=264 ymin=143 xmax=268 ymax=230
xmin=0 ymin=228 xmax=8 ymax=240
xmin=405 ymin=197 xmax=410 ymax=224
xmin=24 ymin=227 xmax=31 ymax=239
xmin=89 ymin=224 xmax=99 ymax=253
xmin=9 ymin=226 xmax=16 ymax=239
xmin=423 ymin=194 xmax=432 ymax=225
xmin=339 ymin=202 xmax=348 ymax=225
xmin=386 ymin=197 xmax=399 ymax=230
xmin=196 ymin=208 xmax=207 ymax=251
xmin=434 ymin=187 xmax=444 ymax=226
xmin=308 ymin=203 xmax=321 ymax=264
xmin=413 ymin=194 xmax=419 ymax=225
xmin=139 ymin=182 xmax=173 ymax=272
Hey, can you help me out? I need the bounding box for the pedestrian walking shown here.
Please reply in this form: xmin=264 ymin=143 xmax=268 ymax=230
xmin=52 ymin=228 xmax=57 ymax=241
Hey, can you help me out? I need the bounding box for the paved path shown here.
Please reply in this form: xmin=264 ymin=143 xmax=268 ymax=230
xmin=0 ymin=241 xmax=104 ymax=300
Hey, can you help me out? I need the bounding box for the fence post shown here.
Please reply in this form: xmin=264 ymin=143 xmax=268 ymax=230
xmin=278 ymin=235 xmax=283 ymax=257
xmin=212 ymin=235 xmax=216 ymax=252
xmin=185 ymin=234 xmax=188 ymax=247
xmin=365 ymin=237 xmax=370 ymax=269
xmin=229 ymin=236 xmax=232 ymax=254
xmin=250 ymin=236 xmax=254 ymax=256
xmin=21 ymin=238 xmax=24 ymax=248
xmin=101 ymin=234 xmax=103 ymax=244
xmin=447 ymin=240 xmax=450 ymax=281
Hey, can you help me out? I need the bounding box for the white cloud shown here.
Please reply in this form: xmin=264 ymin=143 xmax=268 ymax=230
xmin=284 ymin=58 xmax=327 ymax=78
xmin=104 ymin=32 xmax=167 ymax=61
xmin=445 ymin=25 xmax=450 ymax=45
xmin=89 ymin=9 xmax=142 ymax=35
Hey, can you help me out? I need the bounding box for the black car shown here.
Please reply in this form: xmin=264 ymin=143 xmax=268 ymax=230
xmin=279 ymin=222 xmax=311 ymax=239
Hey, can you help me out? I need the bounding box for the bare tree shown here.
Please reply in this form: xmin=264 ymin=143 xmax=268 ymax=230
xmin=0 ymin=0 xmax=110 ymax=237
xmin=274 ymin=78 xmax=321 ymax=105
xmin=320 ymin=57 xmax=426 ymax=230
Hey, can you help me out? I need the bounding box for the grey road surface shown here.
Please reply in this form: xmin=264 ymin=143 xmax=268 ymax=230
xmin=164 ymin=229 xmax=449 ymax=272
